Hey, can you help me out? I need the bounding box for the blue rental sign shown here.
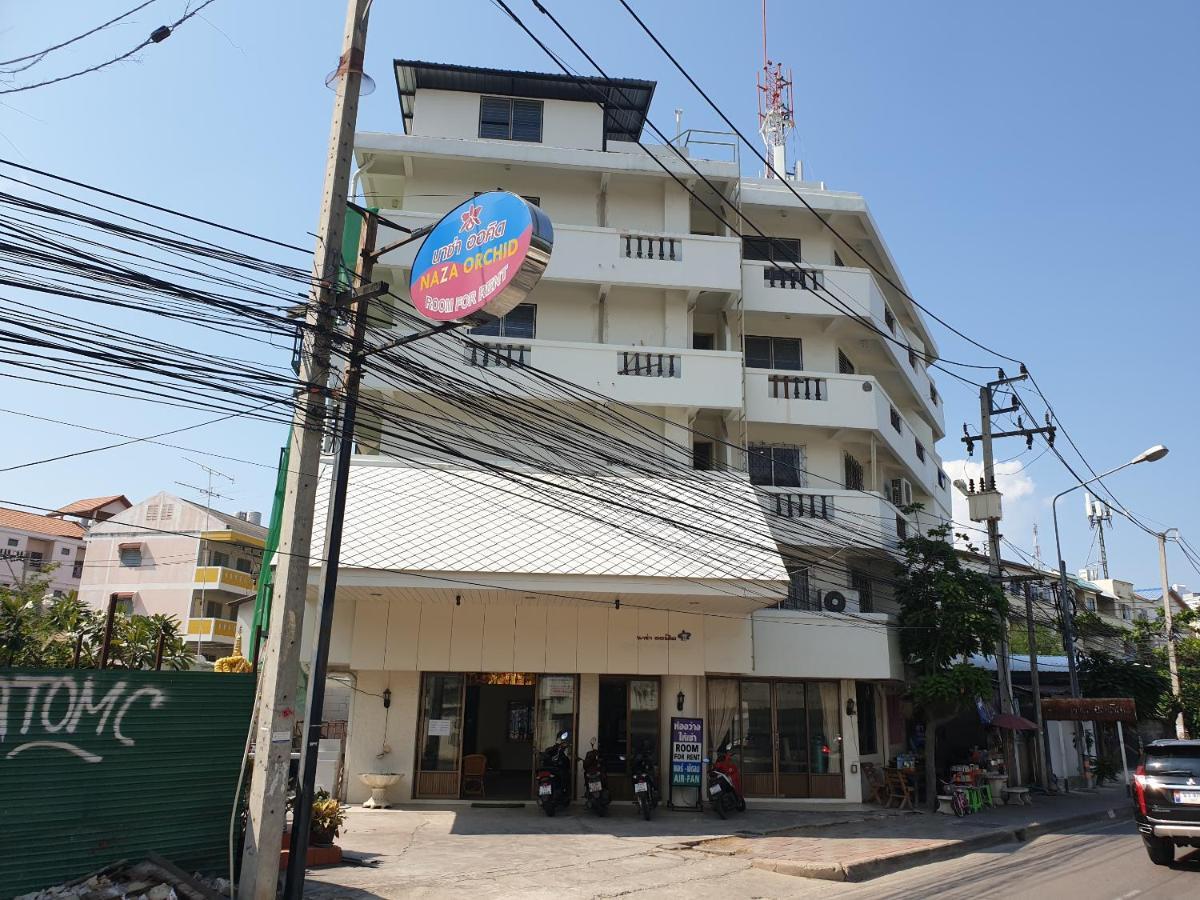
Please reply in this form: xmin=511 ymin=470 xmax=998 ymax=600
xmin=670 ymin=716 xmax=704 ymax=787
xmin=408 ymin=191 xmax=553 ymax=322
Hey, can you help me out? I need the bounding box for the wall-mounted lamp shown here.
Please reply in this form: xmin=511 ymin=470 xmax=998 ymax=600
xmin=382 ymin=687 xmax=392 ymax=709
xmin=845 ymin=698 xmax=856 ymax=717
xmin=455 ymin=594 xmax=461 ymax=606
xmin=676 ymin=690 xmax=686 ymax=712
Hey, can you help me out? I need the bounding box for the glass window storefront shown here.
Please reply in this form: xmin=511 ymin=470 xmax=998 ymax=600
xmin=708 ymin=678 xmax=844 ymax=798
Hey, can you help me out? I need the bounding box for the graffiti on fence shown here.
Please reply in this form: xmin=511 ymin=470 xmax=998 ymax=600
xmin=0 ymin=674 xmax=167 ymax=763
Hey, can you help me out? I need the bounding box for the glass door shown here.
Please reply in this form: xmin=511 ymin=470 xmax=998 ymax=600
xmin=416 ymin=673 xmax=464 ymax=799
xmin=532 ymin=675 xmax=577 ymax=794
xmin=807 ymin=682 xmax=844 ymax=798
xmin=775 ymin=682 xmax=809 ymax=797
xmin=738 ymin=681 xmax=776 ymax=797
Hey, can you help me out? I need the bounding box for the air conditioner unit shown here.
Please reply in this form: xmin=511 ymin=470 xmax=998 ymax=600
xmin=890 ymin=477 xmax=913 ymax=508
xmin=819 ymin=588 xmax=859 ymax=614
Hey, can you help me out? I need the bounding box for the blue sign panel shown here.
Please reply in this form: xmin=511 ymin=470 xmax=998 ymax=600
xmin=670 ymin=716 xmax=704 ymax=787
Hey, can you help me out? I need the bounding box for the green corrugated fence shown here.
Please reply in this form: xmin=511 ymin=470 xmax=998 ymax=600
xmin=0 ymin=670 xmax=255 ymax=898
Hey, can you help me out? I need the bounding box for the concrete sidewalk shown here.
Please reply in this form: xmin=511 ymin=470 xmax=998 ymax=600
xmin=695 ymin=784 xmax=1131 ymax=882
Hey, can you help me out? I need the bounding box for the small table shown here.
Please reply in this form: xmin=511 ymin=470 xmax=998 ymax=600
xmin=985 ymin=773 xmax=1007 ymax=803
xmin=1004 ymin=786 xmax=1032 ymax=806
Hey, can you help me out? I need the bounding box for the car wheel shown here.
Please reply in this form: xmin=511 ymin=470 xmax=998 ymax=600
xmin=1144 ymin=836 xmax=1173 ymax=866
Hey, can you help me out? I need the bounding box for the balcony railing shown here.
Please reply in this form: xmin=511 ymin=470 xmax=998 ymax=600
xmin=622 ymin=233 xmax=682 ymax=261
xmin=185 ymin=617 xmax=237 ymax=642
xmin=762 ymin=266 xmax=823 ymax=290
xmin=771 ymin=493 xmax=833 ymax=520
xmin=194 ymin=565 xmax=257 ymax=593
xmin=768 ymin=374 xmax=827 ymax=401
xmin=465 ymin=342 xmax=530 ymax=368
xmin=619 ymin=351 xmax=681 ymax=378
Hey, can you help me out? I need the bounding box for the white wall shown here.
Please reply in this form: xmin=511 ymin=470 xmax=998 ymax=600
xmin=410 ymin=90 xmax=604 ymax=151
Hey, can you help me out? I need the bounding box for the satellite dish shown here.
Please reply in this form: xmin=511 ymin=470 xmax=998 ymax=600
xmin=325 ymin=69 xmax=376 ymax=95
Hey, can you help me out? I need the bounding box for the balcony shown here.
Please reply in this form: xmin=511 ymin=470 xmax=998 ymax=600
xmin=376 ymin=210 xmax=742 ymax=293
xmin=744 ymin=371 xmax=946 ymax=499
xmin=185 ymin=617 xmax=237 ymax=643
xmin=193 ymin=565 xmax=257 ymax=595
xmin=742 ymin=261 xmax=944 ymax=434
xmin=755 ymin=486 xmax=913 ymax=552
xmin=372 ymin=335 xmax=745 ymax=410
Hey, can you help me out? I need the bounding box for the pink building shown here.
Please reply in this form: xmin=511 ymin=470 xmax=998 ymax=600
xmin=78 ymin=491 xmax=267 ymax=660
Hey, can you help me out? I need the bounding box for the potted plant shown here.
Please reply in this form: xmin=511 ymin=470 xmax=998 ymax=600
xmin=309 ymin=790 xmax=346 ymax=847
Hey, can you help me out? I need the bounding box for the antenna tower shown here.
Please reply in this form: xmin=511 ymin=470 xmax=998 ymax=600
xmin=756 ymin=0 xmax=794 ymax=179
xmin=1084 ymin=492 xmax=1113 ymax=580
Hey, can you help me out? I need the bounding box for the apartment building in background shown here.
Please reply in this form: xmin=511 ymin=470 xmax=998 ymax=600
xmin=0 ymin=495 xmax=129 ymax=596
xmin=78 ymin=491 xmax=266 ymax=660
xmin=303 ymin=61 xmax=952 ymax=807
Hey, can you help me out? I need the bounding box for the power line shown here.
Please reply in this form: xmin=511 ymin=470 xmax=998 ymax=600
xmin=0 ymin=0 xmax=160 ymax=73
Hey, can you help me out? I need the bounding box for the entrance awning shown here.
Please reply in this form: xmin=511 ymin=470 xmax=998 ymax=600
xmin=311 ymin=460 xmax=790 ymax=603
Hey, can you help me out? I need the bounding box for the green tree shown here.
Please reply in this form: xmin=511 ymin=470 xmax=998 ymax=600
xmin=1079 ymin=652 xmax=1169 ymax=721
xmin=896 ymin=524 xmax=1008 ymax=809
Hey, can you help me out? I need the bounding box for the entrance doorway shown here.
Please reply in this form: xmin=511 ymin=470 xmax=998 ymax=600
xmin=463 ymin=673 xmax=536 ymax=800
xmin=708 ymin=678 xmax=844 ymax=798
xmin=414 ymin=672 xmax=578 ymax=800
xmin=597 ymin=677 xmax=660 ymax=800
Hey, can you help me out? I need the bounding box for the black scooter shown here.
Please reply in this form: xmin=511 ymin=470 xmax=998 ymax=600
xmin=536 ymin=730 xmax=572 ymax=816
xmin=581 ymin=739 xmax=611 ymax=816
xmin=630 ymin=741 xmax=660 ymax=821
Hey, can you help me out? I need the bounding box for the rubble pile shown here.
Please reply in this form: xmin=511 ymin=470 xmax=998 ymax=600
xmin=15 ymin=857 xmax=231 ymax=900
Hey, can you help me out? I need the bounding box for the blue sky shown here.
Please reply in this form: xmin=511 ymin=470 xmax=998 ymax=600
xmin=1 ymin=1 xmax=1197 ymax=590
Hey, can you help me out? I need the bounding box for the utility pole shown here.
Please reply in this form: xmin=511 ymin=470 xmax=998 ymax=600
xmin=1158 ymin=530 xmax=1188 ymax=739
xmin=963 ymin=368 xmax=1056 ymax=787
xmin=240 ymin=0 xmax=371 ymax=895
xmin=1023 ymin=582 xmax=1048 ymax=790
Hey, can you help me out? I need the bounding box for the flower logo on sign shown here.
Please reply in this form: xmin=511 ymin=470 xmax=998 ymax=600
xmin=459 ymin=204 xmax=483 ymax=232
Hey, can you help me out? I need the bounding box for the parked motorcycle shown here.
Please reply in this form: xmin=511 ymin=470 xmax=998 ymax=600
xmin=536 ymin=730 xmax=572 ymax=816
xmin=706 ymin=741 xmax=745 ymax=819
xmin=630 ymin=740 xmax=660 ymax=821
xmin=581 ymin=739 xmax=610 ymax=816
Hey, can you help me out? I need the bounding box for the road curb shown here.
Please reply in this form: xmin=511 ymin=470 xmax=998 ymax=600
xmin=748 ymin=805 xmax=1131 ymax=882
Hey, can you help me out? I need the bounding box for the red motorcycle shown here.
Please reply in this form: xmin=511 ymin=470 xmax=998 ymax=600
xmin=707 ymin=742 xmax=745 ymax=818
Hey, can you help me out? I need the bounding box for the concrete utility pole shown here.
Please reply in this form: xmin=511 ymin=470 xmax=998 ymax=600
xmin=240 ymin=0 xmax=371 ymax=895
xmin=963 ymin=368 xmax=1056 ymax=787
xmin=1158 ymin=530 xmax=1188 ymax=739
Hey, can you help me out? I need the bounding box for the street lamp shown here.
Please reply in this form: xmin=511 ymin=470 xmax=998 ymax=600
xmin=1051 ymin=444 xmax=1167 ymax=786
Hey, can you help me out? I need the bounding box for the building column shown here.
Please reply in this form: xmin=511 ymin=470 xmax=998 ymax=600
xmin=577 ymin=673 xmax=600 ymax=800
xmin=841 ymin=678 xmax=863 ymax=803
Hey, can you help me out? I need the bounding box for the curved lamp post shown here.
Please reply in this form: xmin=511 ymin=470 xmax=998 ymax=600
xmin=1051 ymin=444 xmax=1167 ymax=784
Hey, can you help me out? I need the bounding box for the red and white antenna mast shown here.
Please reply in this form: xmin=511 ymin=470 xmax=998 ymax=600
xmin=756 ymin=0 xmax=794 ymax=179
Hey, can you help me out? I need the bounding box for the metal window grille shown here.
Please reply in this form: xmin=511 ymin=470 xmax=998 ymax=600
xmin=890 ymin=406 xmax=902 ymax=433
xmin=781 ymin=568 xmax=814 ymax=610
xmin=915 ymin=440 xmax=926 ymax=462
xmin=838 ymin=349 xmax=856 ymax=374
xmin=844 ymin=453 xmax=865 ymax=491
xmin=884 ymin=306 xmax=897 ymax=334
xmin=895 ymin=515 xmax=908 ymax=540
xmin=929 ymin=383 xmax=938 ymax=405
xmin=852 ymin=571 xmax=874 ymax=613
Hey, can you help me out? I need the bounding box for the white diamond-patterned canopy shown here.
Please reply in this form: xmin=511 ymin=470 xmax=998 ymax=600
xmin=311 ymin=460 xmax=789 ymax=589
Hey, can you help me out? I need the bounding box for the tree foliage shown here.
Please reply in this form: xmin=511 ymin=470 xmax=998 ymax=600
xmin=0 ymin=574 xmax=192 ymax=670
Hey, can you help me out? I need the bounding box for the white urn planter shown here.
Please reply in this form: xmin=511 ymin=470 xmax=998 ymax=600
xmin=360 ymin=772 xmax=403 ymax=808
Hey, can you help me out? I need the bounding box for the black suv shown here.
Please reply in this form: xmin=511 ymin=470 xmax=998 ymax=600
xmin=1134 ymin=739 xmax=1200 ymax=865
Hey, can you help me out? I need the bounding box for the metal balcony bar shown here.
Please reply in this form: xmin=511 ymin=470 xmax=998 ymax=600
xmin=762 ymin=266 xmax=823 ymax=290
xmin=772 ymin=493 xmax=834 ymax=520
xmin=622 ymin=233 xmax=682 ymax=261
xmin=619 ymin=351 xmax=681 ymax=378
xmin=768 ymin=374 xmax=827 ymax=400
xmin=465 ymin=343 xmax=530 ymax=368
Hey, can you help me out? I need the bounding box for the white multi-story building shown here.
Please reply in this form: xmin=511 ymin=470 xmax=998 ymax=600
xmin=310 ymin=61 xmax=951 ymax=806
xmin=0 ymin=496 xmax=129 ymax=596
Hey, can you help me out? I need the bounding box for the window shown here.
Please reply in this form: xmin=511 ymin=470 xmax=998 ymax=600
xmin=235 ymin=557 xmax=254 ymax=574
xmin=474 ymin=190 xmax=540 ymax=207
xmin=692 ymin=441 xmax=715 ymax=471
xmin=855 ymin=682 xmax=878 ymax=755
xmin=937 ymin=469 xmax=947 ymax=490
xmin=844 ymin=453 xmax=864 ymax=491
xmin=908 ymin=346 xmax=918 ymax=369
xmin=211 ymin=551 xmax=230 ymax=569
xmin=1121 ymin=604 xmax=1132 ymax=621
xmin=884 ymin=305 xmax=897 ymax=334
xmin=72 ymin=561 xmax=83 ymax=579
xmin=895 ymin=515 xmax=908 ymax=540
xmin=112 ymin=595 xmax=133 ymax=616
xmin=837 ymin=349 xmax=855 ymax=375
xmin=28 ymin=551 xmax=44 ymax=568
xmin=52 ymin=590 xmax=64 ymax=599
xmin=741 ymin=236 xmax=801 ymax=265
xmin=834 ymin=250 xmax=846 ymax=267
xmin=61 ymin=547 xmax=71 ymax=556
xmin=852 ymin=571 xmax=874 ymax=614
xmin=889 ymin=406 xmax=902 ymax=433
xmin=781 ymin=567 xmax=812 ymax=610
xmin=692 ymin=332 xmax=715 ymax=350
xmin=749 ymin=443 xmax=805 ymax=488
xmin=469 ymin=302 xmax=536 ymax=339
xmin=478 ymin=96 xmax=543 ymax=142
xmin=119 ymin=547 xmax=141 ymax=567
xmin=745 ymin=335 xmax=802 ymax=370
xmin=929 ymin=383 xmax=938 ymax=406
xmin=6 ymin=538 xmax=17 ymax=547
xmin=915 ymin=439 xmax=926 ymax=463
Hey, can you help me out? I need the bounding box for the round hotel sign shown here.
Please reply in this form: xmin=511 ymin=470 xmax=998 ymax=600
xmin=408 ymin=191 xmax=554 ymax=322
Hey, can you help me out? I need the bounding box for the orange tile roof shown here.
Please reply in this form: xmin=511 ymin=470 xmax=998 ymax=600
xmin=53 ymin=494 xmax=131 ymax=517
xmin=0 ymin=507 xmax=86 ymax=539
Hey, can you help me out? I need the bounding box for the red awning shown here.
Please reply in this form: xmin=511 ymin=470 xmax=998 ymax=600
xmin=991 ymin=713 xmax=1038 ymax=731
